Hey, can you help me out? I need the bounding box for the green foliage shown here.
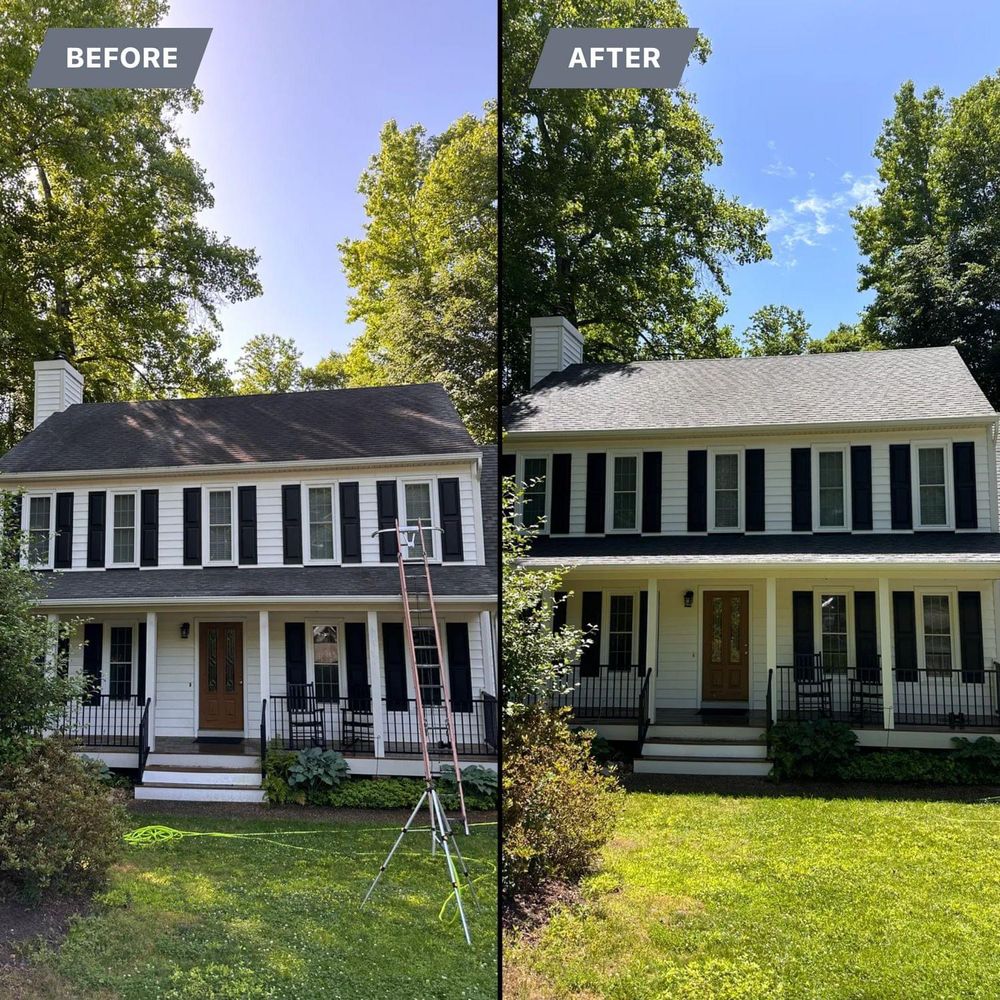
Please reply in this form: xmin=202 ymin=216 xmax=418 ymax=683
xmin=767 ymin=720 xmax=858 ymax=780
xmin=502 ymin=708 xmax=623 ymax=902
xmin=502 ymin=0 xmax=770 ymax=397
xmin=439 ymin=764 xmax=498 ymax=802
xmin=743 ymin=304 xmax=810 ymax=356
xmin=233 ymin=334 xmax=303 ymax=394
xmin=573 ymin=730 xmax=620 ymax=765
xmin=0 ymin=740 xmax=127 ymax=898
xmin=808 ymin=321 xmax=883 ymax=354
xmin=286 ymin=747 xmax=349 ymax=789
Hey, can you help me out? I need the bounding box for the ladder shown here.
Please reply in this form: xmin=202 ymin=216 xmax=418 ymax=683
xmin=393 ymin=519 xmax=469 ymax=834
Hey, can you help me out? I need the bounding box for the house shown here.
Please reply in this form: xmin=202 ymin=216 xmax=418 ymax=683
xmin=503 ymin=316 xmax=1000 ymax=775
xmin=1 ymin=356 xmax=498 ymax=801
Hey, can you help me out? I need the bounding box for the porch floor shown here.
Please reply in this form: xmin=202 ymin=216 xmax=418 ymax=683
xmin=655 ymin=709 xmax=768 ymax=727
xmin=155 ymin=737 xmax=261 ymax=757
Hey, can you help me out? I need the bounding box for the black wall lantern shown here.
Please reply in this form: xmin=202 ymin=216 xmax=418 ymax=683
xmin=683 ymin=591 xmax=694 ymax=608
xmin=180 ymin=622 xmax=191 ymax=639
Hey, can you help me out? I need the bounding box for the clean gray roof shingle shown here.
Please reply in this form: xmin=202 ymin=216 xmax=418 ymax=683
xmin=0 ymin=382 xmax=475 ymax=473
xmin=504 ymin=347 xmax=997 ymax=434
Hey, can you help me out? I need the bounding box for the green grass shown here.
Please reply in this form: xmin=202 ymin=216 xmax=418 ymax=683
xmin=29 ymin=812 xmax=497 ymax=1000
xmin=506 ymin=791 xmax=1000 ymax=1000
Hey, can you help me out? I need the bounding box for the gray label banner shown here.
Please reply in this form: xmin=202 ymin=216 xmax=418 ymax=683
xmin=29 ymin=27 xmax=211 ymax=89
xmin=529 ymin=28 xmax=697 ymax=89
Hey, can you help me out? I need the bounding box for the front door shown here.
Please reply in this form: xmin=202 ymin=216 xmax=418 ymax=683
xmin=199 ymin=622 xmax=244 ymax=730
xmin=702 ymin=591 xmax=750 ymax=702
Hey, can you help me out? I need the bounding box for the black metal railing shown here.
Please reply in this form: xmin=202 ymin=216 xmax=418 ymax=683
xmin=137 ymin=698 xmax=151 ymax=781
xmin=382 ymin=697 xmax=496 ymax=756
xmin=260 ymin=699 xmax=268 ymax=779
xmin=482 ymin=691 xmax=499 ymax=752
xmin=58 ymin=694 xmax=143 ymax=748
xmin=774 ymin=655 xmax=884 ymax=728
xmin=269 ymin=696 xmax=375 ymax=754
xmin=893 ymin=662 xmax=1000 ymax=730
xmin=533 ymin=664 xmax=646 ymax=721
xmin=637 ymin=668 xmax=652 ymax=745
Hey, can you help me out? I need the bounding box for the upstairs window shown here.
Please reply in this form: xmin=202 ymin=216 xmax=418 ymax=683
xmin=403 ymin=481 xmax=435 ymax=559
xmin=710 ymin=451 xmax=742 ymax=531
xmin=916 ymin=446 xmax=948 ymax=527
xmin=307 ymin=486 xmax=336 ymax=561
xmin=109 ymin=625 xmax=133 ymax=699
xmin=521 ymin=457 xmax=547 ymax=531
xmin=610 ymin=455 xmax=639 ymax=531
xmin=312 ymin=625 xmax=339 ymax=703
xmin=110 ymin=492 xmax=137 ymax=565
xmin=206 ymin=489 xmax=234 ymax=563
xmin=607 ymin=594 xmax=635 ymax=669
xmin=26 ymin=494 xmax=53 ymax=567
xmin=815 ymin=448 xmax=847 ymax=529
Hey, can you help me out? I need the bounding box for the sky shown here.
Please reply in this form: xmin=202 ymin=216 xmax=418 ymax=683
xmin=679 ymin=0 xmax=1000 ymax=343
xmin=161 ymin=0 xmax=497 ymax=367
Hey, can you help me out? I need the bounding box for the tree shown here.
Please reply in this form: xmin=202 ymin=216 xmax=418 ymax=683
xmin=807 ymin=322 xmax=882 ymax=354
xmin=234 ymin=334 xmax=303 ymax=395
xmin=852 ymin=75 xmax=1000 ymax=406
xmin=301 ymin=350 xmax=349 ymax=390
xmin=338 ymin=107 xmax=497 ymax=442
xmin=743 ymin=305 xmax=810 ymax=357
xmin=502 ymin=0 xmax=771 ymax=397
xmin=0 ymin=0 xmax=261 ymax=452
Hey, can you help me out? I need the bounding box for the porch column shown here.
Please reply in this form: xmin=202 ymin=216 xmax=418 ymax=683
xmin=258 ymin=611 xmax=270 ymax=746
xmin=765 ymin=577 xmax=777 ymax=724
xmin=145 ymin=611 xmax=157 ymax=752
xmin=479 ymin=610 xmax=497 ymax=697
xmin=877 ymin=577 xmax=895 ymax=730
xmin=366 ymin=610 xmax=386 ymax=758
xmin=46 ymin=613 xmax=59 ymax=675
xmin=645 ymin=578 xmax=658 ymax=723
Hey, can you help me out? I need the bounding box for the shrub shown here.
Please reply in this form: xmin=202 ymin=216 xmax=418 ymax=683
xmin=950 ymin=736 xmax=1000 ymax=782
xmin=768 ymin=719 xmax=859 ymax=780
xmin=287 ymin=747 xmax=349 ymax=789
xmin=503 ymin=708 xmax=623 ymax=902
xmin=439 ymin=764 xmax=498 ymax=802
xmin=839 ymin=749 xmax=959 ymax=783
xmin=0 ymin=740 xmax=127 ymax=899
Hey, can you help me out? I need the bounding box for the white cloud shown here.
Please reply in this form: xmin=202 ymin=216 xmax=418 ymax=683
xmin=766 ymin=171 xmax=879 ymax=252
xmin=762 ymin=139 xmax=796 ymax=179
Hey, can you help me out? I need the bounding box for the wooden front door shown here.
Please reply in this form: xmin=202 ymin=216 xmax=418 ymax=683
xmin=702 ymin=591 xmax=750 ymax=701
xmin=199 ymin=622 xmax=244 ymax=730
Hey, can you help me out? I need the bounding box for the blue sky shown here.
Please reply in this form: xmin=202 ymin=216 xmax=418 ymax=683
xmin=162 ymin=0 xmax=497 ymax=367
xmin=679 ymin=0 xmax=1000 ymax=343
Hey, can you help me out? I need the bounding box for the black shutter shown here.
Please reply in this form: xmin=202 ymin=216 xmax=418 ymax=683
xmin=281 ymin=485 xmax=303 ymax=564
xmin=550 ymin=454 xmax=572 ymax=535
xmin=438 ymin=478 xmax=465 ymax=560
xmin=87 ymin=491 xmax=106 ymax=567
xmin=850 ymin=446 xmax=873 ymax=531
xmin=584 ymin=453 xmax=606 ymax=534
xmin=136 ymin=621 xmax=147 ymax=702
xmin=284 ymin=622 xmax=307 ymax=685
xmin=339 ymin=482 xmax=362 ymax=563
xmin=791 ymin=448 xmax=812 ymax=532
xmin=642 ymin=452 xmax=662 ymax=533
xmin=792 ymin=591 xmax=814 ymax=664
xmin=854 ymin=591 xmax=878 ymax=670
xmin=500 ymin=452 xmax=515 ymax=479
xmin=580 ymin=591 xmax=602 ymax=677
xmin=54 ymin=492 xmax=74 ymax=568
xmin=958 ymin=591 xmax=985 ymax=682
xmin=953 ymin=443 xmax=978 ymax=529
xmin=553 ymin=591 xmax=567 ymax=633
xmin=382 ymin=622 xmax=408 ymax=711
xmin=637 ymin=590 xmax=649 ymax=668
xmin=57 ymin=633 xmax=69 ymax=679
xmin=745 ymin=449 xmax=765 ymax=533
xmin=892 ymin=591 xmax=918 ymax=681
xmin=445 ymin=622 xmax=474 ymax=712
xmin=889 ymin=445 xmax=912 ymax=530
xmin=344 ymin=622 xmax=371 ymax=711
xmin=182 ymin=487 xmax=201 ymax=565
xmin=82 ymin=622 xmax=102 ymax=706
xmin=376 ymin=480 xmax=398 ymax=561
xmin=237 ymin=486 xmax=257 ymax=565
xmin=687 ymin=450 xmax=707 ymax=533
xmin=139 ymin=489 xmax=158 ymax=567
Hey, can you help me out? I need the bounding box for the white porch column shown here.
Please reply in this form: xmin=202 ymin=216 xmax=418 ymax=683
xmin=366 ymin=610 xmax=386 ymax=758
xmin=145 ymin=611 xmax=157 ymax=752
xmin=479 ymin=610 xmax=497 ymax=697
xmin=258 ymin=611 xmax=270 ymax=746
xmin=645 ymin=578 xmax=658 ymax=723
xmin=878 ymin=577 xmax=895 ymax=730
xmin=765 ymin=577 xmax=777 ymax=723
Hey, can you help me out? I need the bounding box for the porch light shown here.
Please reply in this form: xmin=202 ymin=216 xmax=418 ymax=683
xmin=180 ymin=622 xmax=190 ymax=639
xmin=684 ymin=591 xmax=694 ymax=608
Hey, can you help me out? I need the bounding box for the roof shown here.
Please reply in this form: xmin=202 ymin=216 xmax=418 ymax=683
xmin=504 ymin=347 xmax=997 ymax=435
xmin=0 ymin=383 xmax=476 ymax=474
xmin=525 ymin=532 xmax=1000 ymax=567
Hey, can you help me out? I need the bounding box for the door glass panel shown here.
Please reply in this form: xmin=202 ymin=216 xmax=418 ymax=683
xmin=109 ymin=626 xmax=133 ymax=699
xmin=225 ymin=627 xmax=236 ymax=692
xmin=313 ymin=625 xmax=339 ymax=703
xmin=820 ymin=594 xmax=849 ymax=672
xmin=711 ymin=597 xmax=723 ymax=663
xmin=207 ymin=627 xmax=217 ymax=691
xmin=608 ymin=595 xmax=634 ymax=668
xmin=922 ymin=595 xmax=952 ymax=673
xmin=729 ymin=597 xmax=742 ymax=663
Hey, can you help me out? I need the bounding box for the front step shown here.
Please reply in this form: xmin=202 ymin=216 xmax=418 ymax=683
xmin=646 ymin=724 xmax=766 ymax=742
xmin=642 ymin=738 xmax=767 ymax=760
xmin=146 ymin=751 xmax=260 ymax=769
xmin=137 ymin=757 xmax=265 ymax=802
xmin=142 ymin=765 xmax=262 ymax=786
xmin=633 ymin=756 xmax=772 ymax=776
xmin=135 ymin=783 xmax=266 ymax=803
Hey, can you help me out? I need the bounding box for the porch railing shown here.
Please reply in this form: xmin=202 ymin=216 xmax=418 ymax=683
xmin=137 ymin=698 xmax=151 ymax=781
xmin=637 ymin=668 xmax=652 ymax=745
xmin=773 ymin=656 xmax=884 ymax=728
xmin=893 ymin=661 xmax=1000 ymax=730
xmin=260 ymin=699 xmax=268 ymax=780
xmin=269 ymin=696 xmax=375 ymax=754
xmin=58 ymin=694 xmax=144 ymax=748
xmin=533 ymin=664 xmax=646 ymax=721
xmin=383 ymin=697 xmax=497 ymax=757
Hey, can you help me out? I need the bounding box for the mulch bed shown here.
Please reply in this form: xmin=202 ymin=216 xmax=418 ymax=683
xmin=0 ymin=881 xmax=90 ymax=969
xmin=503 ymin=878 xmax=582 ymax=937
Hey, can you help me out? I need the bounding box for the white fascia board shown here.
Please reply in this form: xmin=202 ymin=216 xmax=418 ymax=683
xmin=35 ymin=593 xmax=497 ymax=608
xmin=523 ymin=556 xmax=1000 ymax=573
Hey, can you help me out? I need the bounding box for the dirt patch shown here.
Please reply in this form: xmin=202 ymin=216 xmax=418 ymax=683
xmin=503 ymin=878 xmax=583 ymax=937
xmin=0 ymin=883 xmax=91 ymax=970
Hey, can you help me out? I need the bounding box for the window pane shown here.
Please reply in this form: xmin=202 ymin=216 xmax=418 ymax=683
xmin=209 ymin=490 xmax=231 ymax=524
xmin=716 ymin=454 xmax=738 ymax=490
xmin=922 ymin=595 xmax=952 ymax=673
xmin=919 ymin=485 xmax=947 ymax=525
xmin=818 ymin=452 xmax=844 ymax=488
xmin=109 ymin=626 xmax=133 ymax=700
xmin=308 ymin=487 xmax=335 ymax=560
xmin=613 ymin=456 xmax=638 ymax=530
xmin=817 ymin=452 xmax=845 ymax=527
xmin=210 ymin=525 xmax=232 ymax=561
xmin=608 ymin=595 xmax=634 ymax=668
xmin=28 ymin=496 xmax=51 ymax=565
xmin=714 ymin=454 xmax=739 ymax=528
xmin=918 ymin=448 xmax=945 ymax=486
xmin=404 ymin=482 xmax=434 ymax=558
xmin=918 ymin=448 xmax=947 ymax=526
xmin=313 ymin=625 xmax=339 ymax=703
xmin=820 ymin=594 xmax=848 ymax=672
xmin=113 ymin=493 xmax=135 ymax=528
xmin=522 ymin=458 xmax=547 ymax=529
xmin=819 ymin=489 xmax=845 ymax=527
xmin=208 ymin=491 xmax=232 ymax=560
xmin=113 ymin=528 xmax=135 ymax=563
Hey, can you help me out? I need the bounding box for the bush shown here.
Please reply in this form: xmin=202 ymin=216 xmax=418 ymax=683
xmin=439 ymin=764 xmax=498 ymax=802
xmin=768 ymin=719 xmax=858 ymax=780
xmin=503 ymin=708 xmax=623 ymax=902
xmin=0 ymin=740 xmax=127 ymax=899
xmin=287 ymin=747 xmax=349 ymax=789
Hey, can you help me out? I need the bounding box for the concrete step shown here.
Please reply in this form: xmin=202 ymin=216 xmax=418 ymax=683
xmin=146 ymin=752 xmax=260 ymax=769
xmin=647 ymin=724 xmax=766 ymax=742
xmin=142 ymin=766 xmax=262 ymax=787
xmin=641 ymin=739 xmax=767 ymax=760
xmin=633 ymin=756 xmax=772 ymax=777
xmin=135 ymin=783 xmax=266 ymax=803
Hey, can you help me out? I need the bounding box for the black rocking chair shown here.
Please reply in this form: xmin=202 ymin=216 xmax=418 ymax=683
xmin=341 ymin=683 xmax=374 ymax=750
xmin=794 ymin=653 xmax=833 ymax=717
xmin=286 ymin=683 xmax=325 ymax=748
xmin=849 ymin=654 xmax=882 ymax=721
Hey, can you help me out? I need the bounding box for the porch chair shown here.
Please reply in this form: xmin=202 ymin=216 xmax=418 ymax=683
xmin=341 ymin=683 xmax=374 ymax=750
xmin=793 ymin=653 xmax=833 ymax=718
xmin=285 ymin=683 xmax=326 ymax=749
xmin=849 ymin=654 xmax=882 ymax=722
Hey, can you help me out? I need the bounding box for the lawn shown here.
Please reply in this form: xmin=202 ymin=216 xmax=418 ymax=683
xmin=505 ymin=788 xmax=1000 ymax=1000
xmin=6 ymin=811 xmax=497 ymax=1000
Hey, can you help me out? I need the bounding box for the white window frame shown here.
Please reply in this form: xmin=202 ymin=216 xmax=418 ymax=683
xmin=707 ymin=447 xmax=744 ymax=533
xmin=517 ymin=453 xmax=551 ymax=533
xmin=914 ymin=587 xmax=960 ymax=674
xmin=305 ymin=619 xmax=345 ymax=703
xmin=397 ymin=476 xmax=441 ymax=562
xmin=21 ymin=491 xmax=56 ymax=569
xmin=106 ymin=489 xmax=140 ymax=568
xmin=601 ymin=590 xmax=640 ymax=667
xmin=301 ymin=481 xmax=341 ymax=565
xmin=812 ymin=587 xmax=856 ymax=672
xmin=911 ymin=442 xmax=954 ymax=530
xmin=605 ymin=451 xmax=642 ymax=533
xmin=103 ymin=621 xmax=139 ymax=700
xmin=811 ymin=444 xmax=851 ymax=532
xmin=202 ymin=485 xmax=237 ymax=566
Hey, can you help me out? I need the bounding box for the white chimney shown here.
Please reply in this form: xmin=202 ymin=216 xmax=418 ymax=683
xmin=34 ymin=356 xmax=84 ymax=428
xmin=529 ymin=315 xmax=584 ymax=387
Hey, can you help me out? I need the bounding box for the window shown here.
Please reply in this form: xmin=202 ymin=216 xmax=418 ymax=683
xmin=307 ymin=487 xmax=336 ymax=561
xmin=403 ymin=481 xmax=435 ymax=559
xmin=521 ymin=457 xmax=547 ymax=531
xmin=816 ymin=450 xmax=847 ymax=529
xmin=207 ymin=489 xmax=234 ymax=562
xmin=608 ymin=595 xmax=635 ymax=669
xmin=312 ymin=625 xmax=339 ymax=703
xmin=412 ymin=626 xmax=442 ymax=705
xmin=711 ymin=452 xmax=741 ymax=530
xmin=921 ymin=594 xmax=953 ymax=674
xmin=916 ymin=446 xmax=948 ymax=527
xmin=610 ymin=455 xmax=639 ymax=531
xmin=109 ymin=492 xmax=137 ymax=564
xmin=818 ymin=593 xmax=850 ymax=672
xmin=26 ymin=495 xmax=53 ymax=567
xmin=109 ymin=626 xmax=133 ymax=699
